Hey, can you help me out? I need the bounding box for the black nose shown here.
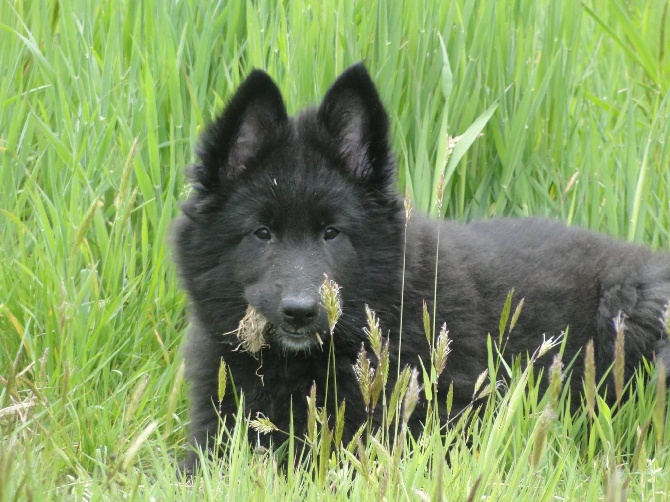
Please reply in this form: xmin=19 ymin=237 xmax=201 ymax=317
xmin=280 ymin=296 xmax=319 ymax=328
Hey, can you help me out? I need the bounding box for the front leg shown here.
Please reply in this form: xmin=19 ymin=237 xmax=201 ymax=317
xmin=180 ymin=324 xmax=250 ymax=473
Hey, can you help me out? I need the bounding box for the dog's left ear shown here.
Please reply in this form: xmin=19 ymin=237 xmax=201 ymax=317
xmin=318 ymin=64 xmax=394 ymax=185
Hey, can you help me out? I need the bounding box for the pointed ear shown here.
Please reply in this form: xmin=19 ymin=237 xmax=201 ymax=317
xmin=193 ymin=70 xmax=288 ymax=189
xmin=317 ymin=64 xmax=393 ymax=184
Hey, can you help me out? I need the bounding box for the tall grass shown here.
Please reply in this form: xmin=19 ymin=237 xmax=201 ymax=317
xmin=1 ymin=0 xmax=669 ymax=499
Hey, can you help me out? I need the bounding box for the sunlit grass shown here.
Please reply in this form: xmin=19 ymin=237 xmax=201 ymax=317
xmin=1 ymin=0 xmax=669 ymax=499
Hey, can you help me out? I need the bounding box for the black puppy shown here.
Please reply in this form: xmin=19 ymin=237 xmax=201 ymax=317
xmin=173 ymin=63 xmax=670 ymax=471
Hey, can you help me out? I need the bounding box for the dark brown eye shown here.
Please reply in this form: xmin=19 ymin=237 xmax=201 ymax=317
xmin=324 ymin=227 xmax=340 ymax=240
xmin=254 ymin=228 xmax=272 ymax=241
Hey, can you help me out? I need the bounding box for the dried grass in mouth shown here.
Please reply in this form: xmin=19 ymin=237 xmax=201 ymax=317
xmin=236 ymin=305 xmax=270 ymax=354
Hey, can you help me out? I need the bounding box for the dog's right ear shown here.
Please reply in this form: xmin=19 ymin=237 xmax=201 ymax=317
xmin=193 ymin=70 xmax=288 ymax=190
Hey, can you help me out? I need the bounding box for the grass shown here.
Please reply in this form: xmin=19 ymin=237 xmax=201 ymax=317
xmin=1 ymin=0 xmax=670 ymax=499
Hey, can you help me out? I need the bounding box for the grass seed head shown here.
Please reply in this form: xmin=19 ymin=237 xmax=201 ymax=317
xmin=249 ymin=413 xmax=278 ymax=434
xmin=661 ymin=301 xmax=670 ymax=337
xmin=548 ymin=354 xmax=563 ymax=412
xmin=307 ymin=381 xmax=317 ymax=443
xmin=320 ymin=276 xmax=342 ymax=333
xmin=72 ymin=198 xmax=103 ymax=256
xmin=364 ymin=305 xmax=382 ymax=358
xmin=436 ymin=173 xmax=445 ymax=215
xmin=613 ymin=311 xmax=626 ymax=404
xmin=370 ymin=340 xmax=390 ymax=412
xmin=653 ymin=359 xmax=666 ymax=450
xmin=531 ymin=409 xmax=553 ymax=469
xmin=354 ymin=344 xmax=373 ymax=409
xmin=404 ymin=187 xmax=412 ymax=221
xmin=509 ymin=298 xmax=524 ymax=333
xmin=473 ymin=369 xmax=489 ymax=400
xmin=433 ymin=323 xmax=451 ymax=379
xmin=403 ymin=368 xmax=421 ymax=425
xmin=217 ymin=358 xmax=227 ymax=402
xmin=533 ymin=333 xmax=564 ymax=361
xmin=584 ymin=340 xmax=596 ymax=419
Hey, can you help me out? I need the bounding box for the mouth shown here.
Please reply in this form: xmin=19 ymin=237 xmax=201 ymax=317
xmin=272 ymin=327 xmax=324 ymax=351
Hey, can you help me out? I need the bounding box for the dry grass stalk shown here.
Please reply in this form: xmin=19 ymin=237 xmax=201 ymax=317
xmin=235 ymin=305 xmax=270 ymax=354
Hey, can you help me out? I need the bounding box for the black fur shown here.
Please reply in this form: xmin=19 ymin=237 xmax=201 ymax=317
xmin=173 ymin=64 xmax=670 ymax=471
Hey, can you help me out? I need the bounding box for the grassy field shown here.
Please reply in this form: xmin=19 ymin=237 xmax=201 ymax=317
xmin=2 ymin=0 xmax=670 ymax=499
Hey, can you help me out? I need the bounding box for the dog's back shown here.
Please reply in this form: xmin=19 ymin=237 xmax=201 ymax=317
xmin=401 ymin=216 xmax=670 ymax=411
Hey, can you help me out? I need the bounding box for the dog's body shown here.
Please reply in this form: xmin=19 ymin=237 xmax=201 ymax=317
xmin=173 ymin=64 xmax=670 ymax=470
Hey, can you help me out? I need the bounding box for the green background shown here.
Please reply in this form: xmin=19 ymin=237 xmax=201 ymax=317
xmin=1 ymin=0 xmax=669 ymax=499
